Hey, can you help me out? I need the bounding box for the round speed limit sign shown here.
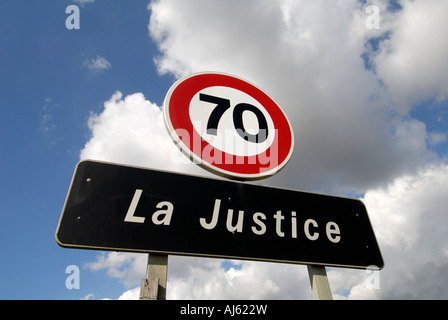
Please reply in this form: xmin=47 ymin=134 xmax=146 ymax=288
xmin=163 ymin=72 xmax=294 ymax=180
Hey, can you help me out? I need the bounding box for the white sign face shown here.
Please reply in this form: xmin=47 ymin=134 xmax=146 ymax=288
xmin=163 ymin=72 xmax=294 ymax=180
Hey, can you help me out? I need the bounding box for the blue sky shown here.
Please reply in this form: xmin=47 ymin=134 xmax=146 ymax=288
xmin=1 ymin=0 xmax=448 ymax=300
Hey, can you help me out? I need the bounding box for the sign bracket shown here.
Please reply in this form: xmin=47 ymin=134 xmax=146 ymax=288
xmin=139 ymin=277 xmax=158 ymax=300
xmin=139 ymin=254 xmax=168 ymax=300
xmin=307 ymin=265 xmax=333 ymax=300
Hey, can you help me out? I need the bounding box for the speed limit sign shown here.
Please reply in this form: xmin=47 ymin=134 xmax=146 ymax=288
xmin=163 ymin=72 xmax=294 ymax=180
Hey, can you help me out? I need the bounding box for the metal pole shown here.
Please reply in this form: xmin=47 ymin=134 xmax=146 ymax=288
xmin=139 ymin=254 xmax=168 ymax=300
xmin=307 ymin=265 xmax=333 ymax=300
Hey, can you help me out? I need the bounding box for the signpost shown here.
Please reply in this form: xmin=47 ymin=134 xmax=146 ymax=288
xmin=163 ymin=72 xmax=294 ymax=180
xmin=56 ymin=72 xmax=384 ymax=300
xmin=56 ymin=160 xmax=383 ymax=269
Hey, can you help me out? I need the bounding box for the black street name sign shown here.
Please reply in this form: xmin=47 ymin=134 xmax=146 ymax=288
xmin=56 ymin=160 xmax=384 ymax=269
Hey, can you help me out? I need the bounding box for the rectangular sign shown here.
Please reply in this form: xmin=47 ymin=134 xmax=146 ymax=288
xmin=56 ymin=160 xmax=384 ymax=269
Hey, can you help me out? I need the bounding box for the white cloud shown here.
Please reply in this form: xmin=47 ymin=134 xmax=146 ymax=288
xmin=39 ymin=98 xmax=56 ymax=135
xmin=80 ymin=90 xmax=204 ymax=175
xmin=359 ymin=162 xmax=448 ymax=299
xmin=166 ymin=257 xmax=312 ymax=300
xmin=374 ymin=0 xmax=448 ymax=106
xmin=81 ymin=0 xmax=447 ymax=193
xmin=84 ymin=252 xmax=147 ymax=287
xmin=147 ymin=0 xmax=440 ymax=193
xmin=38 ymin=97 xmax=64 ymax=147
xmin=82 ymin=55 xmax=111 ymax=74
xmin=428 ymin=132 xmax=446 ymax=146
xmin=117 ymin=287 xmax=140 ymax=300
xmin=85 ymin=253 xmax=314 ymax=300
xmin=80 ymin=293 xmax=95 ymax=300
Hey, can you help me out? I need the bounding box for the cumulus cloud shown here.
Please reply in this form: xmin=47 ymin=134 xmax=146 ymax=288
xmin=373 ymin=0 xmax=448 ymax=106
xmin=147 ymin=0 xmax=440 ymax=193
xmin=360 ymin=162 xmax=448 ymax=299
xmin=117 ymin=287 xmax=140 ymax=300
xmin=81 ymin=0 xmax=445 ymax=193
xmin=80 ymin=90 xmax=206 ymax=176
xmin=166 ymin=257 xmax=311 ymax=300
xmin=79 ymin=0 xmax=448 ymax=299
xmin=84 ymin=252 xmax=147 ymax=287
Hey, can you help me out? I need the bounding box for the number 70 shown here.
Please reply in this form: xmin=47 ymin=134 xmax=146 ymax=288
xmin=200 ymin=93 xmax=269 ymax=143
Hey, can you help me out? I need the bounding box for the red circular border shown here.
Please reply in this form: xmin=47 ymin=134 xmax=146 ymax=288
xmin=166 ymin=73 xmax=293 ymax=177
